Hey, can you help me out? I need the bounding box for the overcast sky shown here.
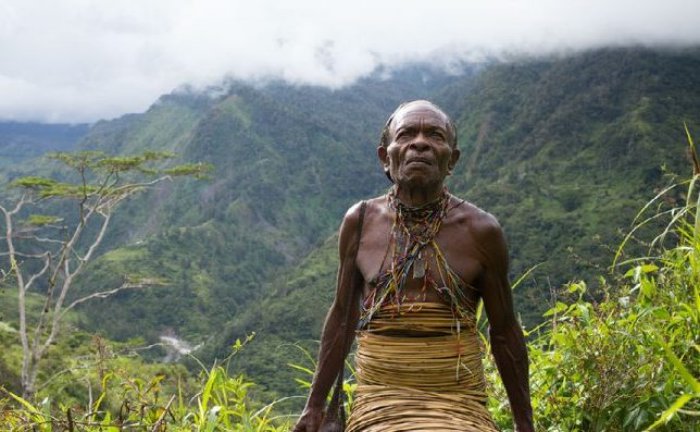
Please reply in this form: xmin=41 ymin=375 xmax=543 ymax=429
xmin=1 ymin=0 xmax=699 ymax=123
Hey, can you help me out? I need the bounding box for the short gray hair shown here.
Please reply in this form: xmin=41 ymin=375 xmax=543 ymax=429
xmin=379 ymin=100 xmax=457 ymax=149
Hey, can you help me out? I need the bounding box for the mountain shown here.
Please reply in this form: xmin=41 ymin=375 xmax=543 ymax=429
xmin=0 ymin=122 xmax=89 ymax=174
xmin=200 ymin=47 xmax=700 ymax=398
xmin=439 ymin=47 xmax=700 ymax=319
xmin=2 ymin=47 xmax=699 ymax=400
xmin=71 ymin=66 xmax=469 ymax=343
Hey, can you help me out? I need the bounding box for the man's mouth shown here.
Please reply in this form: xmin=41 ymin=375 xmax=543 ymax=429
xmin=407 ymin=158 xmax=432 ymax=166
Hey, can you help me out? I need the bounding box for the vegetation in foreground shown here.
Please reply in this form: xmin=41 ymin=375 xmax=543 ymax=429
xmin=0 ymin=151 xmax=208 ymax=398
xmin=0 ymin=335 xmax=292 ymax=431
xmin=486 ymin=132 xmax=700 ymax=431
xmin=2 ymin=136 xmax=699 ymax=431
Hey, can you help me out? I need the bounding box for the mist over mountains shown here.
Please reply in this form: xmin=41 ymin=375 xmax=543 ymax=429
xmin=2 ymin=46 xmax=699 ymax=398
xmin=4 ymin=2 xmax=700 ymax=123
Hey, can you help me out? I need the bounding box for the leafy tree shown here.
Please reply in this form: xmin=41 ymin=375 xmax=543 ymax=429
xmin=0 ymin=151 xmax=208 ymax=397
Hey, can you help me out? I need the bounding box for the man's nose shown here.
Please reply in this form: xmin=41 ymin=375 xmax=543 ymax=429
xmin=408 ymin=134 xmax=430 ymax=151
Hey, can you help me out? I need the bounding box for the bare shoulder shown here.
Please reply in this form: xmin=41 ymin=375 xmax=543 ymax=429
xmin=340 ymin=201 xmax=364 ymax=241
xmin=449 ymin=196 xmax=503 ymax=238
xmin=448 ymin=195 xmax=507 ymax=265
xmin=342 ymin=201 xmax=365 ymax=226
xmin=339 ymin=196 xmax=386 ymax=254
xmin=344 ymin=195 xmax=389 ymax=225
xmin=342 ymin=196 xmax=385 ymax=226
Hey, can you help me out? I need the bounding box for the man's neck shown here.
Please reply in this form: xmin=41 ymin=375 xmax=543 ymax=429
xmin=393 ymin=183 xmax=445 ymax=208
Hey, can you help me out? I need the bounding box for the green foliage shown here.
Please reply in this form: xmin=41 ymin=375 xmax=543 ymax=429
xmin=199 ymin=236 xmax=339 ymax=401
xmin=24 ymin=214 xmax=63 ymax=226
xmin=0 ymin=149 xmax=208 ymax=397
xmin=11 ymin=176 xmax=58 ymax=189
xmin=186 ymin=48 xmax=700 ymax=399
xmin=4 ymin=162 xmax=700 ymax=430
xmin=163 ymin=162 xmax=213 ymax=179
xmin=61 ymin=49 xmax=700 ymax=362
xmin=441 ymin=48 xmax=700 ymax=324
xmin=3 ymin=48 xmax=700 ymax=411
xmin=9 ymin=151 xmax=209 ymax=201
xmin=485 ymin=163 xmax=700 ymax=430
xmin=0 ymin=337 xmax=290 ymax=431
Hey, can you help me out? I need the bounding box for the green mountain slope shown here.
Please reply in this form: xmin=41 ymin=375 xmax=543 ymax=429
xmin=441 ymin=48 xmax=700 ymax=320
xmin=72 ymin=69 xmax=463 ymax=343
xmin=4 ymin=47 xmax=698 ymax=400
xmin=202 ymin=48 xmax=700 ymax=398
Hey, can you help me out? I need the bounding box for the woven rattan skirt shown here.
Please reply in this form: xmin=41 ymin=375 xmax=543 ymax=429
xmin=346 ymin=302 xmax=498 ymax=432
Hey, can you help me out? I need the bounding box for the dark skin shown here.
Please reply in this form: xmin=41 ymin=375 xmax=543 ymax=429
xmin=293 ymin=100 xmax=534 ymax=432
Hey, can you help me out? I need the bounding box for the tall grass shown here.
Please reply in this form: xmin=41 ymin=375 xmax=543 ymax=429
xmin=0 ymin=336 xmax=291 ymax=431
xmin=485 ymin=128 xmax=700 ymax=431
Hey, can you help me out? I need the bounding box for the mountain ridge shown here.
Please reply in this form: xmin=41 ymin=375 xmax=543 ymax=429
xmin=2 ymin=47 xmax=698 ymax=400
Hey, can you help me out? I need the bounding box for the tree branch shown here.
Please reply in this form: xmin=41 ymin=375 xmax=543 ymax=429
xmin=47 ymin=205 xmax=96 ymax=285
xmin=104 ymin=176 xmax=171 ymax=205
xmin=79 ymin=212 xmax=111 ymax=266
xmin=23 ymin=252 xmax=51 ymax=292
xmin=21 ymin=235 xmax=65 ymax=245
xmin=0 ymin=251 xmax=51 ymax=259
xmin=4 ymin=151 xmax=203 ymax=397
xmin=2 ymin=197 xmax=31 ymax=393
xmin=40 ymin=207 xmax=109 ymax=363
xmin=61 ymin=278 xmax=165 ymax=316
xmin=75 ymin=170 xmax=120 ymax=213
xmin=5 ymin=194 xmax=29 ymax=216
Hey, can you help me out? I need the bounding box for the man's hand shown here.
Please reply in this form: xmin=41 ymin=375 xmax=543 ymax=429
xmin=292 ymin=407 xmax=324 ymax=432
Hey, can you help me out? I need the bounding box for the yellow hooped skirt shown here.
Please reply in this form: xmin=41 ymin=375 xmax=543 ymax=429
xmin=346 ymin=303 xmax=499 ymax=432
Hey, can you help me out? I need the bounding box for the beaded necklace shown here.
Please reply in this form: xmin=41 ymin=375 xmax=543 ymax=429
xmin=360 ymin=186 xmax=473 ymax=327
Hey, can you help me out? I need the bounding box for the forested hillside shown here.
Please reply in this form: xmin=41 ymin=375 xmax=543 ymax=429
xmin=0 ymin=122 xmax=88 ymax=172
xmin=201 ymin=48 xmax=700 ymax=397
xmin=1 ymin=47 xmax=699 ymax=405
xmin=66 ymin=67 xmax=469 ymax=344
xmin=442 ymin=48 xmax=700 ymax=319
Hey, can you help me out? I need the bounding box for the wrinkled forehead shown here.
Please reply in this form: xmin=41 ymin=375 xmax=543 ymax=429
xmin=388 ymin=102 xmax=455 ymax=146
xmin=391 ymin=103 xmax=451 ymax=131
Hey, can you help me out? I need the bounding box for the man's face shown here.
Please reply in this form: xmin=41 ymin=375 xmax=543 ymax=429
xmin=378 ymin=102 xmax=459 ymax=188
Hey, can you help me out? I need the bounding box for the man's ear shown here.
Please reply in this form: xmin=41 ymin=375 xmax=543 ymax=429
xmin=377 ymin=146 xmax=389 ymax=169
xmin=448 ymin=148 xmax=460 ymax=173
xmin=377 ymin=146 xmax=393 ymax=182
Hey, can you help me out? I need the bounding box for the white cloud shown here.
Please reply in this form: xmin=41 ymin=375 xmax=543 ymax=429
xmin=0 ymin=0 xmax=698 ymax=123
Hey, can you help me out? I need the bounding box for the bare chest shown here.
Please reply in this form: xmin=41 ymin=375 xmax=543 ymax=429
xmin=355 ymin=214 xmax=484 ymax=301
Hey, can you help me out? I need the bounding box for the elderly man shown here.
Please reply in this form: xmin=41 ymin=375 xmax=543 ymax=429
xmin=294 ymin=100 xmax=533 ymax=431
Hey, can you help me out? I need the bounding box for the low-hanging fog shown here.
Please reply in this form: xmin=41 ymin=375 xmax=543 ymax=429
xmin=1 ymin=0 xmax=699 ymax=123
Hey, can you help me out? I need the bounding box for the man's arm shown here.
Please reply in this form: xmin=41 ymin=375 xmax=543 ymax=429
xmin=293 ymin=203 xmax=364 ymax=432
xmin=474 ymin=213 xmax=534 ymax=432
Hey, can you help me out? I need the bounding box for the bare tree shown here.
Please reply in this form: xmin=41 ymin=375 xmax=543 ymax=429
xmin=0 ymin=151 xmax=208 ymax=397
